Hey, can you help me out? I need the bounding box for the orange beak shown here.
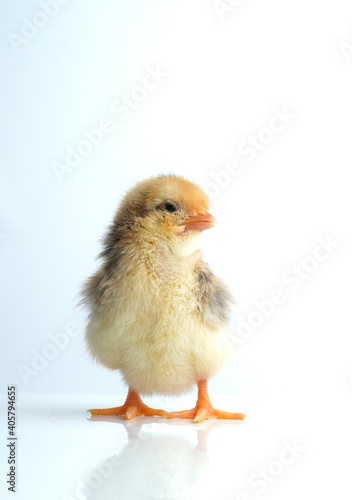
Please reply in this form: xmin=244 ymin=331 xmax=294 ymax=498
xmin=181 ymin=212 xmax=217 ymax=233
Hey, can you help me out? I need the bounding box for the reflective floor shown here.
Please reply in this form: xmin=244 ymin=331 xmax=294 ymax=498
xmin=1 ymin=393 xmax=351 ymax=500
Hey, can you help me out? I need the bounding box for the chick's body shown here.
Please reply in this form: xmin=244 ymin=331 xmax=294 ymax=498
xmin=83 ymin=175 xmax=244 ymax=422
xmin=85 ymin=237 xmax=228 ymax=396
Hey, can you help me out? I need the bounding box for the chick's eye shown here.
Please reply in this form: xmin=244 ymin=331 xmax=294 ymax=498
xmin=164 ymin=203 xmax=177 ymax=213
xmin=157 ymin=202 xmax=178 ymax=213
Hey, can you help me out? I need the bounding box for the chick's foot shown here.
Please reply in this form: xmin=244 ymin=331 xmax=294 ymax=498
xmin=88 ymin=388 xmax=166 ymax=420
xmin=167 ymin=380 xmax=246 ymax=423
xmin=167 ymin=406 xmax=246 ymax=423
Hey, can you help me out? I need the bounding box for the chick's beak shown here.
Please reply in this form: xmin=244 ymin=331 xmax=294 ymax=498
xmin=181 ymin=212 xmax=217 ymax=233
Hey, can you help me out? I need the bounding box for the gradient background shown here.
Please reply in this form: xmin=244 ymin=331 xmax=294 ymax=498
xmin=1 ymin=0 xmax=351 ymax=411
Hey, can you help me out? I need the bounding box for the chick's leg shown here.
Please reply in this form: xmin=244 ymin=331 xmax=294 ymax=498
xmin=88 ymin=388 xmax=166 ymax=420
xmin=167 ymin=379 xmax=246 ymax=423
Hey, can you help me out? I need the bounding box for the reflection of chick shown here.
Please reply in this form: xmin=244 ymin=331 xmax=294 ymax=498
xmin=87 ymin=423 xmax=209 ymax=500
xmin=82 ymin=175 xmax=245 ymax=422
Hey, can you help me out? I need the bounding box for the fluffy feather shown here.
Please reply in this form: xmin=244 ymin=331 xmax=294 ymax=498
xmin=81 ymin=175 xmax=233 ymax=396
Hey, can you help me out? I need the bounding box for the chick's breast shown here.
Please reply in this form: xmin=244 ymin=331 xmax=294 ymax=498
xmin=83 ymin=241 xmax=233 ymax=397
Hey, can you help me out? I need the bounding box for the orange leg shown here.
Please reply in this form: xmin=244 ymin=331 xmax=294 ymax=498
xmin=88 ymin=388 xmax=166 ymax=420
xmin=167 ymin=380 xmax=246 ymax=423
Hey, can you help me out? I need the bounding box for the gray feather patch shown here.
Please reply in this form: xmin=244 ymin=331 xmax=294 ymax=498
xmin=195 ymin=262 xmax=233 ymax=327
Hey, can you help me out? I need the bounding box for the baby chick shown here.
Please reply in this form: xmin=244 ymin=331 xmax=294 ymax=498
xmin=82 ymin=175 xmax=245 ymax=423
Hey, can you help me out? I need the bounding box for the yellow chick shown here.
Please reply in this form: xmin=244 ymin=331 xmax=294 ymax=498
xmin=82 ymin=175 xmax=245 ymax=423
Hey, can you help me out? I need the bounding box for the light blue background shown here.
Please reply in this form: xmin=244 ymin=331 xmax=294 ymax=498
xmin=1 ymin=0 xmax=351 ymax=401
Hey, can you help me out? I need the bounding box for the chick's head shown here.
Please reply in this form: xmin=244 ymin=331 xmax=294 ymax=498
xmin=113 ymin=175 xmax=216 ymax=255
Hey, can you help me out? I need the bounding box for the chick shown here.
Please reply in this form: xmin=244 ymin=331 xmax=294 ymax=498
xmin=82 ymin=175 xmax=245 ymax=423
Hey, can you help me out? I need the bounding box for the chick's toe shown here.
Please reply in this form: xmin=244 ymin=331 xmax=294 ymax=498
xmin=88 ymin=389 xmax=166 ymax=420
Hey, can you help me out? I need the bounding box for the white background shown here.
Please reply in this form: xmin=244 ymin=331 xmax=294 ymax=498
xmin=1 ymin=1 xmax=352 ymax=499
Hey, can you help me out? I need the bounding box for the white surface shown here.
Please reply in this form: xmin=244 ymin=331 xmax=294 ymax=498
xmin=0 ymin=393 xmax=351 ymax=499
